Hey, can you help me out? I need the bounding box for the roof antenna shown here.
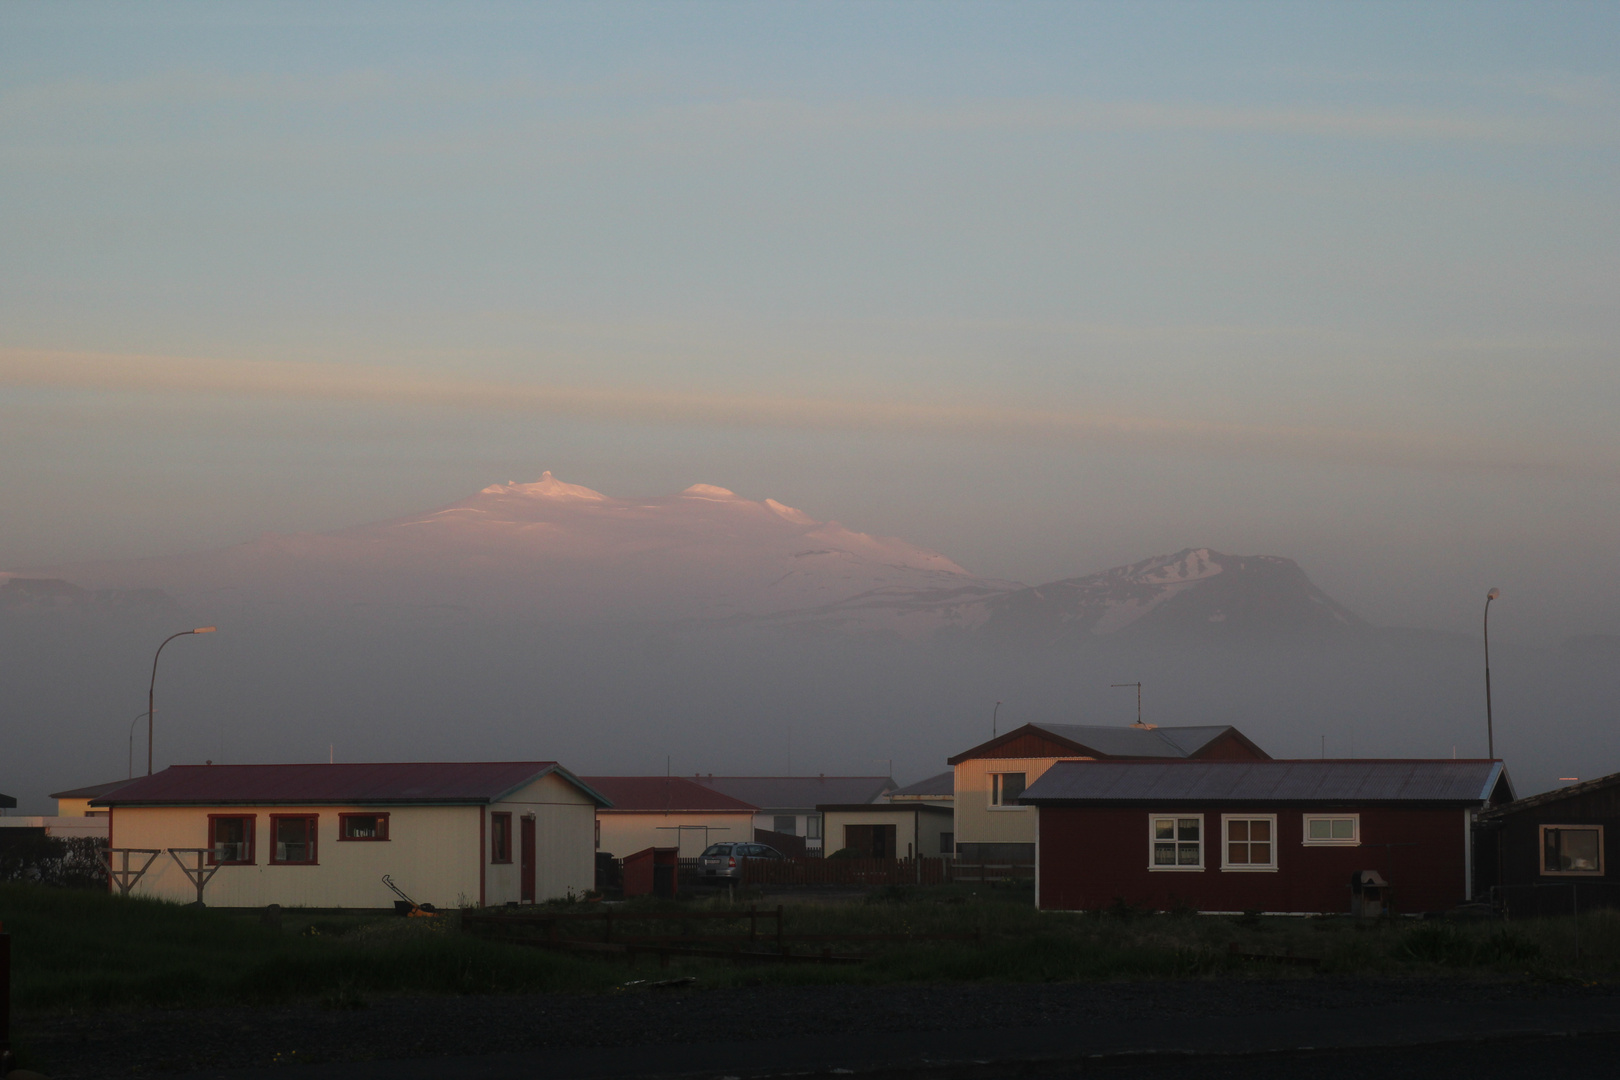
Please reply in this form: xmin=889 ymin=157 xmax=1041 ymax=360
xmin=992 ymin=701 xmax=1002 ymax=737
xmin=1112 ymin=683 xmax=1148 ymax=728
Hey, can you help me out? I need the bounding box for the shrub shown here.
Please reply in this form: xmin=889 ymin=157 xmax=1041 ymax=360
xmin=0 ymin=834 xmax=106 ymax=889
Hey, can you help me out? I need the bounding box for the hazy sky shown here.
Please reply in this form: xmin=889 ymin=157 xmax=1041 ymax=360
xmin=3 ymin=1 xmax=1617 ymax=642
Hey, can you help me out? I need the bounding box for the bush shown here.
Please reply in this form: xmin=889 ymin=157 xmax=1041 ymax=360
xmin=0 ymin=834 xmax=106 ymax=889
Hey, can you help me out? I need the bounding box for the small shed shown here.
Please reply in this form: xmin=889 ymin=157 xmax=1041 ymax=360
xmin=622 ymin=846 xmax=679 ymax=899
xmin=1022 ymin=759 xmax=1512 ymax=915
xmin=819 ymin=802 xmax=955 ymax=859
xmin=95 ymin=762 xmax=610 ymax=908
xmin=1474 ymin=771 xmax=1620 ymax=915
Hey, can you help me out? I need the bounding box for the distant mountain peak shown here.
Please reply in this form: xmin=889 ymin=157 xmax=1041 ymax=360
xmin=978 ymin=548 xmax=1366 ymax=642
xmin=480 ymin=471 xmax=607 ymax=501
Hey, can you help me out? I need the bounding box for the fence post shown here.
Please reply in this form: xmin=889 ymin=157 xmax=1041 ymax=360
xmin=0 ymin=920 xmax=13 ymax=1076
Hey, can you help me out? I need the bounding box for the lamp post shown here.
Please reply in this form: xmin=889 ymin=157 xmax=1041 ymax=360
xmin=1484 ymin=589 xmax=1500 ymax=759
xmin=127 ymin=711 xmax=149 ymax=780
xmin=148 ymin=627 xmax=216 ymax=775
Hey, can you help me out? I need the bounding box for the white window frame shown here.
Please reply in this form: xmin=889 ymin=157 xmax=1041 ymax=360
xmin=1302 ymin=813 xmax=1360 ymax=847
xmin=989 ymin=772 xmax=1029 ymax=811
xmin=1220 ymin=813 xmax=1279 ymax=872
xmin=1539 ymin=824 xmax=1605 ymax=877
xmin=1147 ymin=813 xmax=1204 ymax=871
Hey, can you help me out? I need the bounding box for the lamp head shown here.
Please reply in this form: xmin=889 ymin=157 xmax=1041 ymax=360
xmin=1486 ymin=589 xmax=1500 ymax=601
xmin=192 ymin=626 xmax=217 ymax=634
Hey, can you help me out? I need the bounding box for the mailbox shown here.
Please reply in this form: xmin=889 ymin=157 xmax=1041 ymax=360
xmin=1350 ymin=869 xmax=1389 ymax=917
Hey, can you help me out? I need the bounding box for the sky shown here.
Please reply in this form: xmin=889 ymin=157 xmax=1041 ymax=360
xmin=2 ymin=0 xmax=1618 ymax=644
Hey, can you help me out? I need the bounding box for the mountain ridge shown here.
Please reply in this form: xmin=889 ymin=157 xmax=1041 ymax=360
xmin=2 ymin=476 xmax=1365 ymax=641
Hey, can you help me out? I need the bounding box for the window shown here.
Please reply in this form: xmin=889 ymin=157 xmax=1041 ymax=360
xmin=269 ymin=815 xmax=318 ymax=865
xmin=208 ymin=814 xmax=255 ymax=865
xmin=490 ymin=812 xmax=512 ymax=863
xmin=807 ymin=814 xmax=823 ymax=841
xmin=940 ymin=831 xmax=954 ymax=856
xmin=1222 ymin=815 xmax=1278 ymax=871
xmin=338 ymin=813 xmax=389 ymax=841
xmin=990 ymin=773 xmax=1026 ymax=807
xmin=1541 ymin=825 xmax=1604 ymax=876
xmin=773 ymin=815 xmax=797 ymax=835
xmin=1303 ymin=815 xmax=1359 ymax=846
xmin=1150 ymin=815 xmax=1203 ymax=870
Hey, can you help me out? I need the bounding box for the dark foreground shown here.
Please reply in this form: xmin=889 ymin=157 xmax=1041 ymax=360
xmin=20 ymin=976 xmax=1620 ymax=1080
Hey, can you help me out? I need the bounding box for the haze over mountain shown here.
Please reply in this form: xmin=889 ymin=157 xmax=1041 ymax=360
xmin=6 ymin=475 xmax=1363 ymax=645
xmin=1 ymin=476 xmax=1612 ymax=813
xmin=5 ymin=473 xmax=995 ymax=627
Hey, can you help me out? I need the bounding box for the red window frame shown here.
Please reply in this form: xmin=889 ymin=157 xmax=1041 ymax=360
xmin=268 ymin=814 xmax=320 ymax=865
xmin=207 ymin=813 xmax=256 ymax=865
xmin=490 ymin=812 xmax=512 ymax=864
xmin=337 ymin=812 xmax=390 ymax=841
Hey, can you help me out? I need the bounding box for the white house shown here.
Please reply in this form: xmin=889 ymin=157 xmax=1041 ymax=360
xmin=583 ymin=776 xmax=758 ymax=859
xmin=691 ymin=775 xmax=895 ymax=854
xmin=96 ymin=762 xmax=609 ymax=908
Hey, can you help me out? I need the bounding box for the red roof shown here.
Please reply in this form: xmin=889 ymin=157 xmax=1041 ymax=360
xmin=582 ymin=776 xmax=757 ymax=813
xmin=93 ymin=762 xmax=610 ymax=807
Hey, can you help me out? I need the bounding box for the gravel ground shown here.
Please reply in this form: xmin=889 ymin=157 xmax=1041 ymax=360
xmin=18 ymin=975 xmax=1619 ymax=1080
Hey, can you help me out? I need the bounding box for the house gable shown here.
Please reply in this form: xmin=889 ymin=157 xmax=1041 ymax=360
xmin=1188 ymin=729 xmax=1271 ymax=761
xmin=950 ymin=728 xmax=1097 ymax=764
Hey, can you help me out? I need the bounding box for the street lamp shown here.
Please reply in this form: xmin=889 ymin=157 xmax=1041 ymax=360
xmin=148 ymin=627 xmax=216 ymax=775
xmin=1484 ymin=590 xmax=1500 ymax=759
xmin=128 ymin=711 xmax=149 ymax=780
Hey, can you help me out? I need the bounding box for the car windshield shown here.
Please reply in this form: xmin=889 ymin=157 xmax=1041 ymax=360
xmin=701 ymin=844 xmax=735 ymax=856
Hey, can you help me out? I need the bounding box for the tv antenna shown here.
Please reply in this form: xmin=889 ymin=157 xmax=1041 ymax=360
xmin=1111 ymin=682 xmax=1146 ymax=727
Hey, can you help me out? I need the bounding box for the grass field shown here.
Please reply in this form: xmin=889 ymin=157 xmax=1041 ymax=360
xmin=4 ymin=881 xmax=1617 ymax=1011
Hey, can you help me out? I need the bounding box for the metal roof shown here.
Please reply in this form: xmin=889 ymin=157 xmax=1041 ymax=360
xmin=948 ymin=723 xmax=1266 ymax=765
xmin=1477 ymin=770 xmax=1620 ymax=820
xmin=50 ymin=779 xmax=137 ymax=800
xmin=93 ymin=762 xmax=611 ymax=807
xmin=1020 ymin=759 xmax=1510 ymax=806
xmin=888 ymin=771 xmax=954 ymax=799
xmin=1038 ymin=724 xmax=1236 ymax=758
xmin=691 ymin=776 xmax=895 ymax=811
xmin=582 ymin=777 xmax=758 ymax=813
xmin=817 ymin=801 xmax=954 ymax=814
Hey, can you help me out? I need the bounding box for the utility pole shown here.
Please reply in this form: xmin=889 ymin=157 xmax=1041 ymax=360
xmin=992 ymin=701 xmax=1001 ymax=737
xmin=1484 ymin=589 xmax=1500 ymax=759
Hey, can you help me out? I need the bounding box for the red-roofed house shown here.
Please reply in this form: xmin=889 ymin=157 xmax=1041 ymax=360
xmin=96 ymin=762 xmax=610 ymax=909
xmin=582 ymin=777 xmax=759 ymax=859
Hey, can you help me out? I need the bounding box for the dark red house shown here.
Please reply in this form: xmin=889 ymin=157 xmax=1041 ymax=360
xmin=1022 ymin=759 xmax=1513 ymax=915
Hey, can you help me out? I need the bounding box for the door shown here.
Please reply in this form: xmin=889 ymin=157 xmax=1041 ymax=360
xmin=520 ymin=815 xmax=536 ymax=903
xmin=843 ymin=824 xmax=898 ymax=859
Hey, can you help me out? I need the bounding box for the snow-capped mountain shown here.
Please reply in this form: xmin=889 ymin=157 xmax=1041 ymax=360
xmin=972 ymin=548 xmax=1367 ymax=641
xmin=5 ymin=474 xmax=1003 ymax=626
xmin=3 ymin=479 xmax=1368 ymax=641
